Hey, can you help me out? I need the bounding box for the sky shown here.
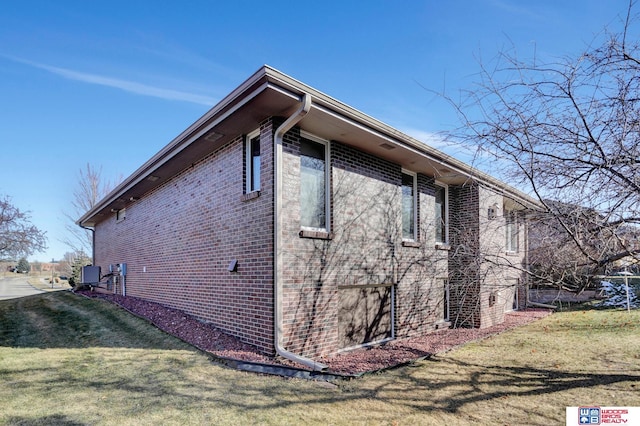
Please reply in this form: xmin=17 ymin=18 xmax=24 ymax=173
xmin=0 ymin=0 xmax=631 ymax=262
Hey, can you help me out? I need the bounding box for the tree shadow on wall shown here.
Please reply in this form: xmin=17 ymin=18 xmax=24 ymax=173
xmin=282 ymin=140 xmax=533 ymax=357
xmin=285 ymin=156 xmax=448 ymax=355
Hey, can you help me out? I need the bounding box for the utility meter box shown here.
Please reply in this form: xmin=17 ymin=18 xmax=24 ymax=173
xmin=81 ymin=265 xmax=101 ymax=285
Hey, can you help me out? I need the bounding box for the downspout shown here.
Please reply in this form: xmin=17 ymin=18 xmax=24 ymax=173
xmin=523 ymin=213 xmax=531 ymax=309
xmin=273 ymin=93 xmax=328 ymax=371
xmin=80 ymin=224 xmax=96 ymax=265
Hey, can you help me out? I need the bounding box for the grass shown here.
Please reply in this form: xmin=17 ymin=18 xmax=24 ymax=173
xmin=0 ymin=292 xmax=638 ymax=425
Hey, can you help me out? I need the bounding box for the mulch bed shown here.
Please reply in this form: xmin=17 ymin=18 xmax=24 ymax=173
xmin=75 ymin=290 xmax=552 ymax=376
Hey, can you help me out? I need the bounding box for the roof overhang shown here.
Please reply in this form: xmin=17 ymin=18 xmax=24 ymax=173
xmin=78 ymin=65 xmax=540 ymax=227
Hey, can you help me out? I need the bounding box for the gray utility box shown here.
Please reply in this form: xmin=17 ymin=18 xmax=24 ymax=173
xmin=81 ymin=265 xmax=101 ymax=285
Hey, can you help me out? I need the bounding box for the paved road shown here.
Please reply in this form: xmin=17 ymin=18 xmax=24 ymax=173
xmin=0 ymin=275 xmax=45 ymax=300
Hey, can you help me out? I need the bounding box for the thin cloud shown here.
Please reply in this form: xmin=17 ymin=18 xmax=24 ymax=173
xmin=4 ymin=55 xmax=217 ymax=106
xmin=402 ymin=127 xmax=496 ymax=172
xmin=487 ymin=0 xmax=545 ymax=21
xmin=402 ymin=128 xmax=451 ymax=149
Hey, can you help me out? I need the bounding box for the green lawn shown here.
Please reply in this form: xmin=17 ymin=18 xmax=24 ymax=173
xmin=0 ymin=292 xmax=638 ymax=425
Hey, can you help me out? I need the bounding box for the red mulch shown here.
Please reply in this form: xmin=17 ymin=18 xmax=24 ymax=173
xmin=75 ymin=290 xmax=552 ymax=376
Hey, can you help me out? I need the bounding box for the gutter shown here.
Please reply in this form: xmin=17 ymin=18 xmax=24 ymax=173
xmin=273 ymin=93 xmax=328 ymax=371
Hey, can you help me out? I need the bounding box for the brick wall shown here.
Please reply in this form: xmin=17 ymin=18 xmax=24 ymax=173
xmin=448 ymin=184 xmax=528 ymax=329
xmin=448 ymin=183 xmax=482 ymax=327
xmin=279 ymin=132 xmax=450 ymax=358
xmin=94 ymin=120 xmax=276 ymax=353
xmin=396 ymin=174 xmax=449 ymax=334
xmin=93 ymin=116 xmax=530 ymax=359
xmin=480 ymin=186 xmax=528 ymax=326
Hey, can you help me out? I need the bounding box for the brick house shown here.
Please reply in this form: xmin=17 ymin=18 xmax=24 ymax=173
xmin=78 ymin=66 xmax=539 ymax=370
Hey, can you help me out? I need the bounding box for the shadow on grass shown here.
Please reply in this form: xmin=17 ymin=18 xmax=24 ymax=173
xmin=0 ymin=292 xmax=195 ymax=351
xmin=5 ymin=414 xmax=87 ymax=426
xmin=3 ymin=292 xmax=639 ymax=423
xmin=2 ymin=334 xmax=638 ymax=423
xmin=393 ymin=357 xmax=640 ymax=413
xmin=42 ymin=352 xmax=638 ymax=414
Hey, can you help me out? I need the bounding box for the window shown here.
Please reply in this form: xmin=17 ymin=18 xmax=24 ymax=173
xmin=435 ymin=184 xmax=448 ymax=243
xmin=245 ymin=130 xmax=260 ymax=193
xmin=402 ymin=171 xmax=417 ymax=240
xmin=505 ymin=209 xmax=518 ymax=252
xmin=300 ymin=135 xmax=329 ymax=230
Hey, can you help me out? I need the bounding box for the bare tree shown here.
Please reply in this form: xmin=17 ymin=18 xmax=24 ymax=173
xmin=527 ymin=202 xmax=623 ymax=290
xmin=0 ymin=196 xmax=47 ymax=259
xmin=63 ymin=163 xmax=117 ymax=256
xmin=448 ymin=1 xmax=640 ymax=285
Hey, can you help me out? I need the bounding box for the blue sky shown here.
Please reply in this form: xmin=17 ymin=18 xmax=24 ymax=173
xmin=0 ymin=0 xmax=630 ymax=262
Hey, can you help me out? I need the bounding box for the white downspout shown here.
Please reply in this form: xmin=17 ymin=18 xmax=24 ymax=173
xmin=273 ymin=93 xmax=328 ymax=371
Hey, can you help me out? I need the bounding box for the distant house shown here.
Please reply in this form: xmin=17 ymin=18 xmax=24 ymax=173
xmin=78 ymin=66 xmax=539 ymax=370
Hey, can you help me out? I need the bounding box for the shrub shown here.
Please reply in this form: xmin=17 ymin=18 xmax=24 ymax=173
xmin=598 ymin=280 xmax=639 ymax=309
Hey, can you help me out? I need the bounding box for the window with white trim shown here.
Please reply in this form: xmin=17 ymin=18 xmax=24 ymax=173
xmin=245 ymin=129 xmax=260 ymax=193
xmin=505 ymin=209 xmax=519 ymax=252
xmin=300 ymin=133 xmax=330 ymax=231
xmin=435 ymin=183 xmax=448 ymax=244
xmin=401 ymin=171 xmax=417 ymax=241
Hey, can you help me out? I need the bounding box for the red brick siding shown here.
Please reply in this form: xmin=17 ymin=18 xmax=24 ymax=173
xmin=93 ymin=116 xmax=529 ymax=359
xmin=477 ymin=186 xmax=528 ymax=327
xmin=448 ymin=184 xmax=528 ymax=329
xmin=94 ymin=120 xmax=275 ymax=353
xmin=448 ymin=183 xmax=482 ymax=327
xmin=279 ymin=133 xmax=451 ymax=358
xmin=395 ymin=174 xmax=450 ymax=335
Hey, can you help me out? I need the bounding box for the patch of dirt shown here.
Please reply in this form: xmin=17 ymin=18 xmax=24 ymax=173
xmin=76 ymin=290 xmax=552 ymax=376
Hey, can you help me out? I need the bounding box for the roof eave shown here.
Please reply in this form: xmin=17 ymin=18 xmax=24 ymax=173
xmin=263 ymin=67 xmax=541 ymax=209
xmin=78 ymin=65 xmax=541 ymax=227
